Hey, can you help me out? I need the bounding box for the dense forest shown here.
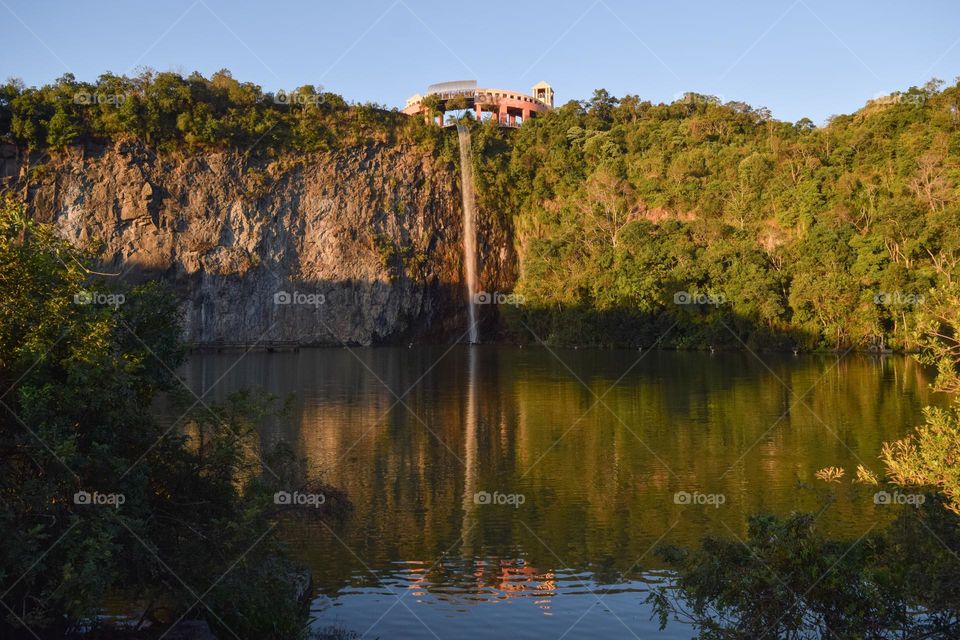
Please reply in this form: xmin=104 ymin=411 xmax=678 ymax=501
xmin=471 ymin=80 xmax=960 ymax=351
xmin=0 ymin=69 xmax=438 ymax=152
xmin=2 ymin=71 xmax=959 ymax=351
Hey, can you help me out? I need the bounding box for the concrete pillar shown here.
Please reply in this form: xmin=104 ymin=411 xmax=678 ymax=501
xmin=522 ymin=108 xmax=530 ymax=123
xmin=498 ymin=104 xmax=507 ymax=125
xmin=475 ymin=103 xmax=481 ymax=121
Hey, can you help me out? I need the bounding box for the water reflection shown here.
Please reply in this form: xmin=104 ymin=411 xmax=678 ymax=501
xmin=182 ymin=347 xmax=939 ymax=638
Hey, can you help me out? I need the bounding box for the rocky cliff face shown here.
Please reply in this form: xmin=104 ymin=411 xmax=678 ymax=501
xmin=15 ymin=139 xmax=515 ymax=346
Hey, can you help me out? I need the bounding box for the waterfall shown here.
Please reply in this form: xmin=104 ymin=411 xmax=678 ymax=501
xmin=456 ymin=124 xmax=480 ymax=344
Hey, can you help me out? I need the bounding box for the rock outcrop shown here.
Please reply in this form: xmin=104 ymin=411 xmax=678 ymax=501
xmin=14 ymin=140 xmax=515 ymax=345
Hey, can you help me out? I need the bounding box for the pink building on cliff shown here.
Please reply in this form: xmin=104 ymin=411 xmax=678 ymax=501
xmin=403 ymin=80 xmax=554 ymax=127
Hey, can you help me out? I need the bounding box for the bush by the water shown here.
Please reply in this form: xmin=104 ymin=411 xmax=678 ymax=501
xmin=0 ymin=194 xmax=331 ymax=638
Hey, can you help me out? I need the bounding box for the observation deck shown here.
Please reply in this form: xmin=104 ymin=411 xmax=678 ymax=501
xmin=402 ymin=80 xmax=554 ymax=127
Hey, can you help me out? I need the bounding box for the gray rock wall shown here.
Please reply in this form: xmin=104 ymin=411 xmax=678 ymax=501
xmin=16 ymin=140 xmax=514 ymax=345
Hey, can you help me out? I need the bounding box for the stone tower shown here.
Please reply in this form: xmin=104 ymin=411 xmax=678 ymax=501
xmin=531 ymin=81 xmax=554 ymax=108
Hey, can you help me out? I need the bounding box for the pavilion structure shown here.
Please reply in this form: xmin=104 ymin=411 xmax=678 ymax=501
xmin=403 ymin=80 xmax=554 ymax=127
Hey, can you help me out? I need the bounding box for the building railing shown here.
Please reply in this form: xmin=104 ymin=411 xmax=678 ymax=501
xmin=418 ymin=88 xmax=550 ymax=107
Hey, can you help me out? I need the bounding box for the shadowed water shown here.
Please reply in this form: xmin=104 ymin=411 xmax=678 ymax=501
xmin=182 ymin=347 xmax=940 ymax=638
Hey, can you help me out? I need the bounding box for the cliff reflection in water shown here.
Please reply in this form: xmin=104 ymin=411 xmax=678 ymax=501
xmin=182 ymin=347 xmax=938 ymax=609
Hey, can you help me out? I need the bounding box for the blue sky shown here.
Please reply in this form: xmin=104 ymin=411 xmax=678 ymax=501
xmin=2 ymin=0 xmax=958 ymax=124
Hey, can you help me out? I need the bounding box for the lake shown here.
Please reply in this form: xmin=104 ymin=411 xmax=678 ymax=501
xmin=181 ymin=347 xmax=938 ymax=639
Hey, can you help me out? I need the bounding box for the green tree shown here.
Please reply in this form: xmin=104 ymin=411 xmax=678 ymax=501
xmin=0 ymin=195 xmax=323 ymax=638
xmin=650 ymin=502 xmax=960 ymax=639
xmin=45 ymin=106 xmax=79 ymax=148
xmin=881 ymin=282 xmax=960 ymax=512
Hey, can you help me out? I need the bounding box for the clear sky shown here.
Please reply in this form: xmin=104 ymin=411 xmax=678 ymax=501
xmin=2 ymin=0 xmax=959 ymax=124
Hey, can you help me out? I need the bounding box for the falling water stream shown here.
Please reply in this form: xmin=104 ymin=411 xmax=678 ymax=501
xmin=456 ymin=124 xmax=480 ymax=344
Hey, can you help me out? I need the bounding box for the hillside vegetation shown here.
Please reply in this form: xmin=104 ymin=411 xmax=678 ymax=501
xmin=3 ymin=71 xmax=959 ymax=350
xmin=473 ymin=80 xmax=960 ymax=350
xmin=0 ymin=69 xmax=439 ymax=153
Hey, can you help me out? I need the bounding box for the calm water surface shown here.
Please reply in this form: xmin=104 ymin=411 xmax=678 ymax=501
xmin=182 ymin=347 xmax=938 ymax=639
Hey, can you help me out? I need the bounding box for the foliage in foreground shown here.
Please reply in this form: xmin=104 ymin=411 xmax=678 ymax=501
xmin=653 ymin=278 xmax=960 ymax=638
xmin=0 ymin=194 xmax=328 ymax=638
xmin=650 ymin=498 xmax=960 ymax=639
xmin=880 ymin=283 xmax=960 ymax=515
